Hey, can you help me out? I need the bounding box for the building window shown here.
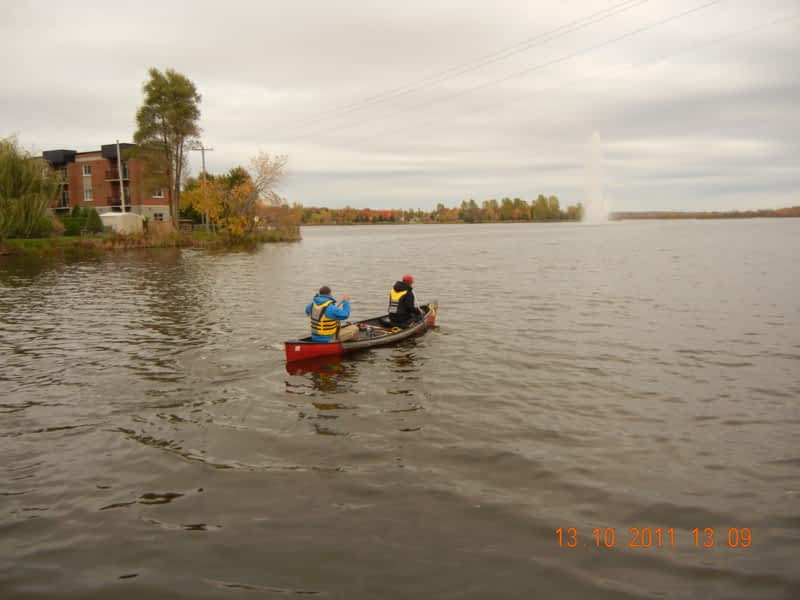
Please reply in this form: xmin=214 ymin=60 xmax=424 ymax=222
xmin=152 ymin=188 xmax=164 ymax=198
xmin=82 ymin=163 xmax=93 ymax=200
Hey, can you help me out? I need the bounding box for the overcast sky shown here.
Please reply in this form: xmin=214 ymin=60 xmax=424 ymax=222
xmin=2 ymin=0 xmax=798 ymax=211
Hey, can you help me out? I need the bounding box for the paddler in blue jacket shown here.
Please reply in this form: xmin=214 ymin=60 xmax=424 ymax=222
xmin=305 ymin=286 xmax=358 ymax=342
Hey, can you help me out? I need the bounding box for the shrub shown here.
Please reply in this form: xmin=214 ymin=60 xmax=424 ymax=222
xmin=61 ymin=216 xmax=79 ymax=236
xmin=85 ymin=208 xmax=103 ymax=233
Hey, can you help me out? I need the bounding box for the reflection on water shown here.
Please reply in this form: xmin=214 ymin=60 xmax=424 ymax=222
xmin=284 ymin=342 xmax=432 ymax=434
xmin=284 ymin=354 xmax=344 ymax=376
xmin=0 ymin=254 xmax=99 ymax=287
xmin=283 ymin=335 xmax=430 ymax=398
xmin=385 ymin=342 xmax=422 ymax=396
xmin=285 ymin=355 xmax=357 ymax=395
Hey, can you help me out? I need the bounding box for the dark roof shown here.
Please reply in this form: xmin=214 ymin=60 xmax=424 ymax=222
xmin=44 ymin=143 xmax=137 ymax=164
xmin=101 ymin=143 xmax=136 ymax=160
xmin=42 ymin=149 xmax=77 ymax=166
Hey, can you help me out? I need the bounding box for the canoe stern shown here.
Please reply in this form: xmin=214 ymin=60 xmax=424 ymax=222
xmin=425 ymin=301 xmax=438 ymax=328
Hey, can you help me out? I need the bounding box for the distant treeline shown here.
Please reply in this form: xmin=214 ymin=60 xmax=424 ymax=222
xmin=611 ymin=207 xmax=800 ymax=220
xmin=301 ymin=195 xmax=582 ymax=225
xmin=298 ymin=200 xmax=800 ymax=225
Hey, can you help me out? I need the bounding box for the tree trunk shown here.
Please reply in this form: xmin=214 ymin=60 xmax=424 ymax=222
xmin=170 ymin=149 xmax=178 ymax=229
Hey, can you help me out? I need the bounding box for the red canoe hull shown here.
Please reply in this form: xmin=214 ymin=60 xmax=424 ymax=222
xmin=284 ymin=339 xmax=344 ymax=362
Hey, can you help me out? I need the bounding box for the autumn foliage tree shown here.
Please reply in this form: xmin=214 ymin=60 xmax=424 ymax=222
xmin=294 ymin=194 xmax=583 ymax=225
xmin=180 ymin=153 xmax=290 ymax=239
xmin=181 ymin=171 xmax=249 ymax=237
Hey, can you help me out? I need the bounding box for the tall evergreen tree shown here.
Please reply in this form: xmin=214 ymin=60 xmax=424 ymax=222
xmin=133 ymin=68 xmax=201 ymax=227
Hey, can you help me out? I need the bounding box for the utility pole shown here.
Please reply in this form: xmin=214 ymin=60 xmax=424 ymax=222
xmin=116 ymin=139 xmax=126 ymax=212
xmin=188 ymin=142 xmax=213 ymax=231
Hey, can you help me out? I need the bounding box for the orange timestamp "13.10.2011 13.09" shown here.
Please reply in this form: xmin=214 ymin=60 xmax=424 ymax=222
xmin=555 ymin=527 xmax=752 ymax=549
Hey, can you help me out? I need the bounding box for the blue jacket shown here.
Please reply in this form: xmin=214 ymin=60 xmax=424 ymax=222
xmin=305 ymin=294 xmax=351 ymax=342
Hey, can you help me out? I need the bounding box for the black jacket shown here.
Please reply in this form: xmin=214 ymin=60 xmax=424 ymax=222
xmin=388 ymin=281 xmax=422 ymax=325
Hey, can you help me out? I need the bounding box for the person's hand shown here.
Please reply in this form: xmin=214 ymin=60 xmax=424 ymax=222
xmin=341 ymin=294 xmax=352 ymax=301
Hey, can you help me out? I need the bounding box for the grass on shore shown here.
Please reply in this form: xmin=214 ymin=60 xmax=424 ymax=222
xmin=0 ymin=227 xmax=301 ymax=257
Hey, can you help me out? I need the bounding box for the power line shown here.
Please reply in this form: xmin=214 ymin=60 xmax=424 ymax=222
xmin=280 ymin=0 xmax=650 ymax=135
xmin=302 ymin=0 xmax=726 ymax=145
xmin=348 ymin=10 xmax=798 ymax=148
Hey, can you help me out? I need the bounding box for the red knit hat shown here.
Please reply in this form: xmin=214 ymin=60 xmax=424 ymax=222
xmin=402 ymin=274 xmax=414 ymax=284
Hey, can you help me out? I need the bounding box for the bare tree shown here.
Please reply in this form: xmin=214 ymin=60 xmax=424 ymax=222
xmin=250 ymin=152 xmax=287 ymax=206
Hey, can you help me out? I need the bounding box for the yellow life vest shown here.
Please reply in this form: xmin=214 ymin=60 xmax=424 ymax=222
xmin=388 ymin=288 xmax=408 ymax=315
xmin=310 ymin=299 xmax=339 ymax=336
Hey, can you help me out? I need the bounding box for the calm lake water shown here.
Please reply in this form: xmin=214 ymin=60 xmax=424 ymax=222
xmin=1 ymin=221 xmax=799 ymax=599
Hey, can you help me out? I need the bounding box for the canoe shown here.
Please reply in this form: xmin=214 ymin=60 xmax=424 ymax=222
xmin=285 ymin=301 xmax=438 ymax=363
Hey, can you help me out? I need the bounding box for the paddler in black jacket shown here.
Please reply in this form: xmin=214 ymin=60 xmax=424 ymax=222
xmin=388 ymin=274 xmax=423 ymax=327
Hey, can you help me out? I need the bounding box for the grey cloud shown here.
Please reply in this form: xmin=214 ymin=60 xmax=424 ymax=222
xmin=2 ymin=0 xmax=798 ymax=211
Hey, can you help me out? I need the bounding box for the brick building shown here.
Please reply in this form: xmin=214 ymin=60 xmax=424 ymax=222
xmin=43 ymin=143 xmax=170 ymax=221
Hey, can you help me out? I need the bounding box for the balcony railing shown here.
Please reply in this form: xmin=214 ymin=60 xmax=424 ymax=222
xmin=105 ymin=168 xmax=129 ymax=181
xmin=106 ymin=196 xmax=132 ymax=212
xmin=54 ymin=188 xmax=70 ymax=211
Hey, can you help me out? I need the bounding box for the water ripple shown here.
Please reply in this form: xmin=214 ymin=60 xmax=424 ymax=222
xmin=2 ymin=223 xmax=799 ymax=598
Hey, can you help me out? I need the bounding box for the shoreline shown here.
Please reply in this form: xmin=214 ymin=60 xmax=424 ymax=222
xmin=609 ymin=208 xmax=800 ymax=220
xmin=299 ymin=214 xmax=800 ymax=226
xmin=0 ymin=228 xmax=301 ymax=257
